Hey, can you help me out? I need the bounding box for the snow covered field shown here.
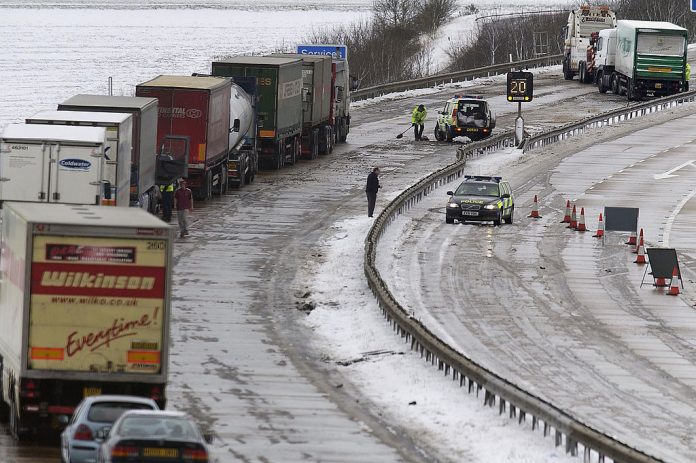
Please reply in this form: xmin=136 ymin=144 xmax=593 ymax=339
xmin=0 ymin=0 xmax=567 ymax=129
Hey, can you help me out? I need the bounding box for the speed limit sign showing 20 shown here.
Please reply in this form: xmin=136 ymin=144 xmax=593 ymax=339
xmin=507 ymin=71 xmax=534 ymax=102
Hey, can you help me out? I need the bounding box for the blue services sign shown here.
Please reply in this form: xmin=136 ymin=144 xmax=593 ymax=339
xmin=693 ymin=0 xmax=696 ymax=12
xmin=296 ymin=44 xmax=347 ymax=60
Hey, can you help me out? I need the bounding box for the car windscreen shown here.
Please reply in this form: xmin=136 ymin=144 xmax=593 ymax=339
xmin=117 ymin=416 xmax=199 ymax=440
xmin=457 ymin=101 xmax=485 ymax=114
xmin=88 ymin=402 xmax=156 ymax=423
xmin=455 ymin=183 xmax=499 ymax=197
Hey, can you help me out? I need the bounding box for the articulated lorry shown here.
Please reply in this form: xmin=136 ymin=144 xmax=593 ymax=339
xmin=0 ymin=125 xmax=114 ymax=207
xmin=212 ymin=56 xmax=303 ymax=170
xmin=594 ymin=20 xmax=688 ymax=100
xmin=136 ymin=75 xmax=231 ymax=199
xmin=57 ymin=95 xmax=163 ymax=213
xmin=0 ymin=202 xmax=172 ymax=439
xmin=274 ymin=53 xmax=333 ymax=159
xmin=562 ymin=5 xmax=616 ymax=82
xmin=227 ymin=78 xmax=258 ymax=187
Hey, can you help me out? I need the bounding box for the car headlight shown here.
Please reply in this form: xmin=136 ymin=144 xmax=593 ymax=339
xmin=483 ymin=204 xmax=498 ymax=210
xmin=448 ymin=202 xmax=460 ymax=208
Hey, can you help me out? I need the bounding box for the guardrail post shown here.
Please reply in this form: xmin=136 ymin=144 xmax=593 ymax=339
xmin=555 ymin=430 xmax=562 ymax=447
xmin=499 ymin=399 xmax=506 ymax=415
xmin=532 ymin=416 xmax=537 ymax=430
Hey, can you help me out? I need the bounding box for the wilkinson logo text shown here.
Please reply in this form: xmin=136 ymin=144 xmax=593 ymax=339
xmin=40 ymin=271 xmax=155 ymax=290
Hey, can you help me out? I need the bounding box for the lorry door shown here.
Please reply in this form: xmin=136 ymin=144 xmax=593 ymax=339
xmin=49 ymin=143 xmax=103 ymax=205
xmin=0 ymin=141 xmax=50 ymax=202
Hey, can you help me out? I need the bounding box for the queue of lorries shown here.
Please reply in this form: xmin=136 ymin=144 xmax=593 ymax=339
xmin=0 ymin=44 xmax=356 ymax=458
xmin=562 ymin=5 xmax=690 ymax=100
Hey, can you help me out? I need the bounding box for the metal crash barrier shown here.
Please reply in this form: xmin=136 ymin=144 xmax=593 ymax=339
xmin=363 ymin=88 xmax=696 ymax=462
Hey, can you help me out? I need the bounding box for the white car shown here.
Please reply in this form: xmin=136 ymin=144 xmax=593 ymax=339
xmin=60 ymin=395 xmax=159 ymax=463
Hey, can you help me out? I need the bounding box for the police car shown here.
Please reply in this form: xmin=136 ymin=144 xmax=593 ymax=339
xmin=445 ymin=176 xmax=514 ymax=225
xmin=435 ymin=95 xmax=496 ymax=142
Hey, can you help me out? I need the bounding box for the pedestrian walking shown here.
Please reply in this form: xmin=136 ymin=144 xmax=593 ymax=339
xmin=173 ymin=179 xmax=193 ymax=238
xmin=366 ymin=167 xmax=380 ymax=218
xmin=159 ymin=181 xmax=175 ymax=222
xmin=411 ymin=104 xmax=427 ymax=141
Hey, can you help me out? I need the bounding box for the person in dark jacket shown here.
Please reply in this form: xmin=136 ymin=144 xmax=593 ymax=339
xmin=366 ymin=167 xmax=381 ymax=217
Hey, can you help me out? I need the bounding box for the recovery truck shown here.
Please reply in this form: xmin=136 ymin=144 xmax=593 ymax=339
xmin=25 ymin=111 xmax=135 ymax=208
xmin=594 ymin=20 xmax=688 ymax=100
xmin=211 ymin=56 xmax=303 ymax=170
xmin=136 ymin=75 xmax=231 ymax=199
xmin=274 ymin=53 xmax=333 ymax=158
xmin=296 ymin=44 xmax=359 ymax=144
xmin=0 ymin=124 xmax=114 ymax=207
xmin=562 ymin=5 xmax=616 ymax=82
xmin=56 ymin=95 xmax=165 ymax=214
xmin=0 ymin=202 xmax=172 ymax=439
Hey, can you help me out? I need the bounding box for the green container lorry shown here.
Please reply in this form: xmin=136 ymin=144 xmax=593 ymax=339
xmin=211 ymin=57 xmax=303 ymax=170
xmin=595 ymin=20 xmax=688 ymax=100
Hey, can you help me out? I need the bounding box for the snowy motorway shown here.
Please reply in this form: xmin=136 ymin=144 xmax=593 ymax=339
xmin=2 ymin=39 xmax=696 ymax=463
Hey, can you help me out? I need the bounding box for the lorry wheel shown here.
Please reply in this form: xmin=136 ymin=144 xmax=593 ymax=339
xmin=205 ymin=171 xmax=213 ymax=200
xmin=563 ymin=58 xmax=573 ymax=80
xmin=611 ymin=75 xmax=619 ymax=94
xmin=626 ymin=79 xmax=635 ymax=101
xmin=328 ymin=127 xmax=334 ymax=153
xmin=9 ymin=400 xmax=25 ymax=441
xmin=597 ymin=72 xmax=608 ymax=93
xmin=578 ymin=63 xmax=585 ymax=83
xmin=218 ymin=167 xmax=227 ymax=194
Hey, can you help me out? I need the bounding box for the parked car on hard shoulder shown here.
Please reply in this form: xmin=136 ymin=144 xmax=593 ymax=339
xmin=60 ymin=395 xmax=159 ymax=463
xmin=96 ymin=410 xmax=213 ymax=463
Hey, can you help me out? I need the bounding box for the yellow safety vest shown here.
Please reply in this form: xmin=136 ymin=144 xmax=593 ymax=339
xmin=160 ymin=184 xmax=174 ymax=193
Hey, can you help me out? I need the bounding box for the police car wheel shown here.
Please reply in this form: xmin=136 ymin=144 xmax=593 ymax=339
xmin=434 ymin=124 xmax=446 ymax=142
xmin=504 ymin=207 xmax=514 ymax=224
xmin=493 ymin=212 xmax=502 ymax=226
xmin=446 ymin=127 xmax=453 ymax=143
xmin=446 ymin=217 xmax=454 ymax=224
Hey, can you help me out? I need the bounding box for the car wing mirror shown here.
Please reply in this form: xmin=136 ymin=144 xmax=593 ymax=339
xmin=58 ymin=415 xmax=70 ymax=426
xmin=203 ymin=433 xmax=214 ymax=444
xmin=501 ymin=193 xmax=510 ymax=198
xmin=446 ymin=191 xmax=454 ymax=196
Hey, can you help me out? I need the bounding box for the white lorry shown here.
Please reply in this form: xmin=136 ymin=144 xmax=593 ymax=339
xmin=25 ymin=111 xmax=135 ymax=207
xmin=594 ymin=20 xmax=688 ymax=100
xmin=0 ymin=202 xmax=172 ymax=439
xmin=0 ymin=124 xmax=115 ymax=206
xmin=562 ymin=5 xmax=616 ymax=83
xmin=57 ymin=95 xmax=162 ymax=213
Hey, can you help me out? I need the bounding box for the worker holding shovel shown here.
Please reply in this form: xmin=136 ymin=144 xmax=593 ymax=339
xmin=411 ymin=104 xmax=427 ymax=141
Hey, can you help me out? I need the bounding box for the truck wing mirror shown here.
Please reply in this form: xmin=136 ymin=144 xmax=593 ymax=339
xmin=232 ymin=118 xmax=240 ymax=133
xmin=349 ymin=76 xmax=360 ymax=91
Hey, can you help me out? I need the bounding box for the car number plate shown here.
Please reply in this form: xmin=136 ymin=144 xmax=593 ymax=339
xmin=83 ymin=387 xmax=101 ymax=398
xmin=466 ymin=128 xmax=478 ymax=132
xmin=462 ymin=211 xmax=479 ymax=216
xmin=143 ymin=448 xmax=178 ymax=458
xmin=655 ymin=83 xmax=662 ymax=89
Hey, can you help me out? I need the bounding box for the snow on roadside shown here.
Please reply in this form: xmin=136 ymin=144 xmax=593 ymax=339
xmin=300 ymin=208 xmax=578 ymax=462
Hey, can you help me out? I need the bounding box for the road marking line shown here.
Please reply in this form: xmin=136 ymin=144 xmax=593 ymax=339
xmin=663 ymin=188 xmax=696 ymax=247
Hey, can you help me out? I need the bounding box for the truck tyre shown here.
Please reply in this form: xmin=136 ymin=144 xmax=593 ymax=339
xmin=9 ymin=400 xmax=25 ymax=441
xmin=563 ymin=58 xmax=573 ymax=80
xmin=339 ymin=119 xmax=347 ymax=143
xmin=328 ymin=127 xmax=334 ymax=153
xmin=578 ymin=63 xmax=585 ymax=83
xmin=205 ymin=170 xmax=213 ymax=200
xmin=611 ymin=74 xmax=619 ymax=94
xmin=627 ymin=79 xmax=636 ymax=101
xmin=217 ymin=167 xmax=227 ymax=194
xmin=597 ymin=72 xmax=608 ymax=93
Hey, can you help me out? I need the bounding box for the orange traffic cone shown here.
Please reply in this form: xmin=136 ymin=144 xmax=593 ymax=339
xmin=528 ymin=195 xmax=542 ymax=218
xmin=626 ymin=229 xmax=637 ymax=246
xmin=634 ymin=237 xmax=646 ymax=264
xmin=655 ymin=277 xmax=668 ymax=287
xmin=593 ymin=213 xmax=604 ymax=238
xmin=567 ymin=205 xmax=577 ymax=229
xmin=632 ymin=229 xmax=644 ymax=253
xmin=561 ymin=200 xmax=571 ymax=223
xmin=577 ymin=207 xmax=587 ymax=232
xmin=667 ymin=266 xmax=681 ymax=296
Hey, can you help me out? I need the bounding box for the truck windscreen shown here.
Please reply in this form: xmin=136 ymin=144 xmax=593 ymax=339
xmin=637 ymin=34 xmax=686 ymax=56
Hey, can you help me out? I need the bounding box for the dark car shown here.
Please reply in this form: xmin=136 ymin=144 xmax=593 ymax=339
xmin=97 ymin=410 xmax=212 ymax=463
xmin=60 ymin=395 xmax=159 ymax=463
xmin=445 ymin=175 xmax=514 ymax=225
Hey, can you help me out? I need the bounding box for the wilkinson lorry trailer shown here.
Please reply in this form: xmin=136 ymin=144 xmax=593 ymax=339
xmin=0 ymin=202 xmax=172 ymax=439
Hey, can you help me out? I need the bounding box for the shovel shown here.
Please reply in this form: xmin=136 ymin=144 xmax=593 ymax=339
xmin=395 ymin=124 xmax=414 ymax=139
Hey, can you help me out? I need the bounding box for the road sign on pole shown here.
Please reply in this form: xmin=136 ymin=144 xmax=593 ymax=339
xmin=692 ymin=0 xmax=696 ymax=12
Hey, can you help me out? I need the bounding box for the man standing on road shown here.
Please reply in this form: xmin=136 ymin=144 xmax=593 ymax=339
xmin=159 ymin=181 xmax=175 ymax=223
xmin=411 ymin=104 xmax=427 ymax=141
xmin=174 ymin=179 xmax=193 ymax=238
xmin=366 ymin=167 xmax=381 ymax=218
